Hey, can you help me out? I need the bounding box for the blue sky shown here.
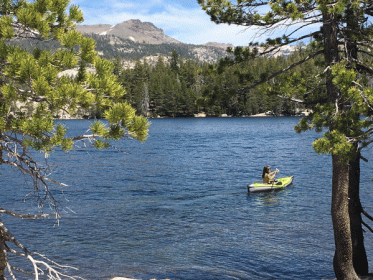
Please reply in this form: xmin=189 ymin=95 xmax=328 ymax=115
xmin=70 ymin=0 xmax=265 ymax=46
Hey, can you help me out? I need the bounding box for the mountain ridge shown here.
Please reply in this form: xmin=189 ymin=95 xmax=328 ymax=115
xmin=76 ymin=19 xmax=181 ymax=45
xmin=76 ymin=19 xmax=298 ymax=60
xmin=75 ymin=19 xmax=235 ymax=64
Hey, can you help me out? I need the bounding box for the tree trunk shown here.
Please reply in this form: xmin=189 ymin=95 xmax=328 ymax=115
xmin=0 ymin=228 xmax=6 ymax=280
xmin=332 ymin=154 xmax=359 ymax=280
xmin=343 ymin=4 xmax=369 ymax=275
xmin=323 ymin=10 xmax=360 ymax=279
xmin=349 ymin=150 xmax=368 ymax=276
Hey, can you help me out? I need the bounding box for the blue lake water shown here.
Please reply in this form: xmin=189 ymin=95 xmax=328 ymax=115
xmin=2 ymin=117 xmax=373 ymax=279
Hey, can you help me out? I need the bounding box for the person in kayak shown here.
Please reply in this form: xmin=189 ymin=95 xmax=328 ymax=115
xmin=262 ymin=166 xmax=279 ymax=184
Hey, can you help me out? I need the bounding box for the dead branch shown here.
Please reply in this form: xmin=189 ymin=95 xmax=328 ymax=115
xmin=362 ymin=220 xmax=373 ymax=233
xmin=352 ymin=81 xmax=373 ymax=111
xmin=0 ymin=218 xmax=84 ymax=279
xmin=357 ymin=48 xmax=373 ymax=58
xmin=278 ymin=94 xmax=328 ymax=105
xmin=360 ymin=155 xmax=368 ymax=162
xmin=362 ymin=208 xmax=373 ymax=222
xmin=0 ymin=206 xmax=48 ymax=219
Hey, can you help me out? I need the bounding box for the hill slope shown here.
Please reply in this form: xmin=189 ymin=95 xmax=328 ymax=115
xmin=89 ymin=33 xmax=231 ymax=64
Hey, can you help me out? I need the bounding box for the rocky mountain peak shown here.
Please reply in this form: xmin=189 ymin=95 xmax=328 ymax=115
xmin=76 ymin=19 xmax=180 ymax=45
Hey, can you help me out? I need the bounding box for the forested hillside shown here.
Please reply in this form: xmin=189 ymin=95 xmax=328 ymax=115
xmin=117 ymin=48 xmax=310 ymax=118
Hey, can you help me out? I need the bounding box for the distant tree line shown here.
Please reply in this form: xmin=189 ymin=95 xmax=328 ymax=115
xmin=116 ymin=49 xmax=309 ymax=118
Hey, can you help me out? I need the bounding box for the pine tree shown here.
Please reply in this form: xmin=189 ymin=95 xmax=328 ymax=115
xmin=170 ymin=49 xmax=180 ymax=73
xmin=0 ymin=0 xmax=149 ymax=278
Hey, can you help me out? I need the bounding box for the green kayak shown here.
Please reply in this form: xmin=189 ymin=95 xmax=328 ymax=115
xmin=248 ymin=176 xmax=294 ymax=193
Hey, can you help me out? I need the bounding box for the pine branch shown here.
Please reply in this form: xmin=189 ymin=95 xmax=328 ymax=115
xmin=239 ymin=49 xmax=324 ymax=93
xmin=257 ymin=31 xmax=321 ymax=58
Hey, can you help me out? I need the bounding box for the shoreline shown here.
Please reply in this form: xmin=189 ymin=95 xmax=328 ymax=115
xmin=56 ymin=114 xmax=309 ymax=121
xmin=112 ymin=274 xmax=373 ymax=280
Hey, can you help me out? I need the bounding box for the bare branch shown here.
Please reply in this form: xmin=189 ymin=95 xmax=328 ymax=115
xmin=278 ymin=94 xmax=328 ymax=105
xmin=9 ymin=266 xmax=33 ymax=277
xmin=0 ymin=206 xmax=48 ymax=219
xmin=360 ymin=155 xmax=368 ymax=162
xmin=362 ymin=220 xmax=373 ymax=233
xmin=355 ymin=62 xmax=373 ymax=75
xmin=362 ymin=208 xmax=373 ymax=222
xmin=352 ymin=81 xmax=373 ymax=111
xmin=0 ymin=218 xmax=85 ymax=279
xmin=7 ymin=261 xmax=17 ymax=280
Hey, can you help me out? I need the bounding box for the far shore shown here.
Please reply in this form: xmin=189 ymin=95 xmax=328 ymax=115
xmin=110 ymin=274 xmax=373 ymax=280
xmin=54 ymin=110 xmax=312 ymax=120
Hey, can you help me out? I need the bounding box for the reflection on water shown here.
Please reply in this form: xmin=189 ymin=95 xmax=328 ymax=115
xmin=1 ymin=117 xmax=373 ymax=280
xmin=252 ymin=188 xmax=293 ymax=207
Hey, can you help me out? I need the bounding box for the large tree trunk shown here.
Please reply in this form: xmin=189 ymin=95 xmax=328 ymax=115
xmin=345 ymin=5 xmax=369 ymax=274
xmin=349 ymin=150 xmax=368 ymax=276
xmin=323 ymin=10 xmax=360 ymax=279
xmin=332 ymin=155 xmax=360 ymax=280
xmin=329 ymin=3 xmax=370 ymax=275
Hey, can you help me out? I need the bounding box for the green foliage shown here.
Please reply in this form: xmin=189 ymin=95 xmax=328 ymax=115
xmin=313 ymin=130 xmax=353 ymax=162
xmin=117 ymin=50 xmax=306 ymax=118
xmin=170 ymin=49 xmax=179 ymax=72
xmin=0 ymin=0 xmax=149 ymax=159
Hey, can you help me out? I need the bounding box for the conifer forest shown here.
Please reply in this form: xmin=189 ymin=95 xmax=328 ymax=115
xmin=116 ymin=46 xmax=310 ymax=118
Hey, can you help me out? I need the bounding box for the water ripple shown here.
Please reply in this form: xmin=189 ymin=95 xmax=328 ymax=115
xmin=1 ymin=117 xmax=373 ymax=279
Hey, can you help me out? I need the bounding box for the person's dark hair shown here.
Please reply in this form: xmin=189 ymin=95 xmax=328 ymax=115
xmin=262 ymin=166 xmax=270 ymax=179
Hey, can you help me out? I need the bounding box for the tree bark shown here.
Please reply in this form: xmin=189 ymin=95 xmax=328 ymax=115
xmin=332 ymin=155 xmax=360 ymax=280
xmin=0 ymin=226 xmax=6 ymax=280
xmin=323 ymin=10 xmax=360 ymax=279
xmin=344 ymin=5 xmax=368 ymax=273
xmin=349 ymin=150 xmax=368 ymax=276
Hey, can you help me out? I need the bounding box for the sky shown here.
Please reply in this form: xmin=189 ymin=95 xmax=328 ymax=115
xmin=69 ymin=0 xmax=270 ymax=46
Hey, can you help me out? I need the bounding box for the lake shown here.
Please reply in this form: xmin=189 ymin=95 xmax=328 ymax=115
xmin=1 ymin=117 xmax=373 ymax=280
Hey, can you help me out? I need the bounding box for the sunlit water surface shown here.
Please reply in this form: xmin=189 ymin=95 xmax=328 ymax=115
xmin=2 ymin=117 xmax=373 ymax=280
